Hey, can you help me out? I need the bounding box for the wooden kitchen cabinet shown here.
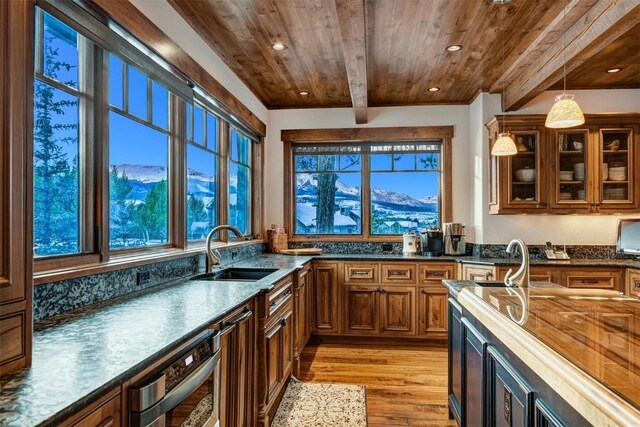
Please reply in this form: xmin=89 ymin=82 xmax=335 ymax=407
xmin=344 ymin=262 xmax=379 ymax=284
xmin=381 ymin=263 xmax=417 ymax=284
xmin=419 ymin=263 xmax=456 ymax=284
xmin=344 ymin=285 xmax=378 ymax=335
xmin=462 ymin=264 xmax=496 ymax=281
xmin=561 ymin=269 xmax=623 ymax=291
xmin=486 ymin=114 xmax=640 ymax=215
xmin=257 ymin=276 xmax=293 ymax=427
xmin=627 ymin=269 xmax=640 ymax=299
xmin=59 ymin=388 xmax=121 ymax=427
xmin=312 ymin=262 xmax=339 ymax=334
xmin=379 ymin=286 xmax=416 ymax=335
xmin=418 ymin=287 xmax=448 ymax=338
xmin=292 ymin=264 xmax=312 ymax=377
xmin=218 ymin=302 xmax=255 ymax=427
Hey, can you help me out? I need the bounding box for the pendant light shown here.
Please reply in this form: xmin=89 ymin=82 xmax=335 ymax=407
xmin=491 ymin=0 xmax=517 ymax=156
xmin=545 ymin=2 xmax=585 ymax=128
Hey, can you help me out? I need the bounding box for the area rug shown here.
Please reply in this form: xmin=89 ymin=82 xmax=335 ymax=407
xmin=271 ymin=377 xmax=367 ymax=427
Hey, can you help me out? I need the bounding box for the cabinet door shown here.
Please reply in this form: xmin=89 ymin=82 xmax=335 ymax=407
xmin=628 ymin=270 xmax=640 ymax=299
xmin=503 ymin=130 xmax=546 ymax=211
xmin=280 ymin=310 xmax=293 ymax=381
xmin=234 ymin=309 xmax=255 ymax=427
xmin=295 ymin=271 xmax=309 ymax=349
xmin=488 ymin=347 xmax=534 ymax=427
xmin=265 ymin=320 xmax=282 ymax=402
xmin=550 ymin=128 xmax=593 ymax=211
xmin=344 ymin=286 xmax=378 ymax=334
xmin=596 ymin=127 xmax=638 ymax=211
xmin=448 ymin=299 xmax=464 ymax=424
xmin=463 ymin=318 xmax=488 ymax=427
xmin=380 ymin=286 xmax=416 ymax=335
xmin=344 ymin=286 xmax=379 ymax=335
xmin=313 ymin=263 xmax=339 ymax=334
xmin=418 ymin=287 xmax=448 ymax=337
xmin=219 ymin=322 xmax=235 ymax=427
xmin=534 ymin=400 xmax=565 ymax=427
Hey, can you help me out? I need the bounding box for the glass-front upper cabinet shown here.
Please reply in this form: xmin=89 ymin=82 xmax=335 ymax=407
xmin=597 ymin=128 xmax=635 ymax=209
xmin=552 ymin=128 xmax=591 ymax=209
xmin=506 ymin=130 xmax=543 ymax=209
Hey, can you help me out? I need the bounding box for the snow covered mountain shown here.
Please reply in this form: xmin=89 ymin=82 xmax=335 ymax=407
xmin=296 ymin=173 xmax=437 ymax=208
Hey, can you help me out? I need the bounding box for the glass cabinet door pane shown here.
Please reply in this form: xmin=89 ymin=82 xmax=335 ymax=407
xmin=509 ymin=132 xmax=539 ymax=205
xmin=600 ymin=129 xmax=631 ymax=203
xmin=557 ymin=130 xmax=588 ymax=203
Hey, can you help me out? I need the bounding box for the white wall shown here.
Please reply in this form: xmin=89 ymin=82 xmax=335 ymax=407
xmin=473 ymin=89 xmax=640 ymax=245
xmin=130 ymin=0 xmax=268 ymax=122
xmin=266 ymin=106 xmax=472 ymax=236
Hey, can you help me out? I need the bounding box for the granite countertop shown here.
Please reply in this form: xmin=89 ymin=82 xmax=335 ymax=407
xmin=452 ymin=284 xmax=640 ymax=426
xmin=0 ymin=254 xmax=312 ymax=427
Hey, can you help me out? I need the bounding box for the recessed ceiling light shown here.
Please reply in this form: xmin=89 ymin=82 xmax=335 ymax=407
xmin=272 ymin=42 xmax=287 ymax=51
xmin=446 ymin=45 xmax=463 ymax=52
xmin=428 ymin=87 xmax=440 ymax=92
xmin=606 ymin=68 xmax=622 ymax=73
xmin=298 ymin=91 xmax=310 ymax=96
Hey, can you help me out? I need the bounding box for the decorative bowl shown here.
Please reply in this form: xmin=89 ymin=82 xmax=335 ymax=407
xmin=515 ymin=167 xmax=536 ymax=182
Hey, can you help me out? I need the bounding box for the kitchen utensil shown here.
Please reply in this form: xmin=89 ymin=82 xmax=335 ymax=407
xmin=609 ymin=166 xmax=627 ymax=181
xmin=443 ymin=223 xmax=466 ymax=255
xmin=514 ymin=167 xmax=536 ymax=182
xmin=573 ymin=141 xmax=583 ymax=151
xmin=419 ymin=228 xmax=444 ymax=257
xmin=515 ymin=136 xmax=529 ymax=152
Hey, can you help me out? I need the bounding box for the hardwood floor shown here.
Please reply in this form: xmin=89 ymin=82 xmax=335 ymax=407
xmin=298 ymin=341 xmax=456 ymax=427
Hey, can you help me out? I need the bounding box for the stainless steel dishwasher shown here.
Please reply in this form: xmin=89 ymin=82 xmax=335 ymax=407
xmin=129 ymin=330 xmax=221 ymax=427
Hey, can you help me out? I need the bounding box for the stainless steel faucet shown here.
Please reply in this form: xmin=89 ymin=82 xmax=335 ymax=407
xmin=503 ymin=239 xmax=529 ymax=287
xmin=205 ymin=225 xmax=245 ymax=273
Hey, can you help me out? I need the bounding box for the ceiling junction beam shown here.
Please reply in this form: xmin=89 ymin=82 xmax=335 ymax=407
xmin=334 ymin=0 xmax=368 ymax=124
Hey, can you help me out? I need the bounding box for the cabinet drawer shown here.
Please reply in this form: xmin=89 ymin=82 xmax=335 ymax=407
xmin=344 ymin=263 xmax=378 ymax=283
xmin=419 ymin=263 xmax=456 ymax=285
xmin=381 ymin=263 xmax=416 ymax=284
xmin=562 ymin=271 xmax=619 ymax=290
xmin=463 ymin=265 xmax=495 ymax=281
xmin=628 ymin=270 xmax=640 ymax=298
xmin=268 ymin=277 xmax=293 ymax=318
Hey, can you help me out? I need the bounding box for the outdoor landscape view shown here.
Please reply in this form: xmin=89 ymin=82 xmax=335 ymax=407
xmin=294 ymin=152 xmax=440 ymax=235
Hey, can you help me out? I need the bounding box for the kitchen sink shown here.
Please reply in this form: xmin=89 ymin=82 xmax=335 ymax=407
xmin=473 ymin=280 xmax=511 ymax=288
xmin=193 ymin=268 xmax=278 ymax=282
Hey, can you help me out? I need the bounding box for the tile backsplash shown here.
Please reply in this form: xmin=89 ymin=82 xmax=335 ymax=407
xmin=34 ymin=242 xmax=265 ymax=320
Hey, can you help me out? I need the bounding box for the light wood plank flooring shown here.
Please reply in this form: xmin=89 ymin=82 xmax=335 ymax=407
xmin=298 ymin=341 xmax=456 ymax=427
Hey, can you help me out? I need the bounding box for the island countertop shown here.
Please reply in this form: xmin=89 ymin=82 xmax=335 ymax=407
xmin=445 ymin=280 xmax=640 ymax=426
xmin=0 ymin=254 xmax=312 ymax=427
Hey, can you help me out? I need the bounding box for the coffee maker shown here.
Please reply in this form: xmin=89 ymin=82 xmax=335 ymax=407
xmin=443 ymin=222 xmax=466 ymax=255
xmin=419 ymin=228 xmax=444 ymax=257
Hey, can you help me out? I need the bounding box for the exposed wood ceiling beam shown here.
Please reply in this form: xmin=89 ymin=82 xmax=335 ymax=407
xmin=334 ymin=0 xmax=368 ymax=124
xmin=496 ymin=0 xmax=640 ymax=111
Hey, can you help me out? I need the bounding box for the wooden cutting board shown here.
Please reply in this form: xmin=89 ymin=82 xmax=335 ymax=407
xmin=279 ymin=248 xmax=323 ymax=255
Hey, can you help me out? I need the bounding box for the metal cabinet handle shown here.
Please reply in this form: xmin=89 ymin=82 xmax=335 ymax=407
xmin=420 ymin=289 xmax=427 ymax=295
xmin=428 ymin=272 xmax=446 ymax=277
xmin=281 ymin=318 xmax=287 ymax=327
xmin=389 ymin=271 xmax=407 ymax=277
xmin=582 ymin=279 xmax=600 ymax=284
xmin=633 ymin=279 xmax=640 ymax=289
xmin=352 ymin=270 xmax=370 ymax=276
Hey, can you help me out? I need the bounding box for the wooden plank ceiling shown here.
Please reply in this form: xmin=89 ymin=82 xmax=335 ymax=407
xmin=169 ymin=0 xmax=640 ymax=118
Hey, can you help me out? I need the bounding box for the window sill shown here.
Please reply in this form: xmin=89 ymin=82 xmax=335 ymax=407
xmin=34 ymin=239 xmax=265 ymax=286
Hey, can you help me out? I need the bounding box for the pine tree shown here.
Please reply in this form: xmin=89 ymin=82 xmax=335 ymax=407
xmin=187 ymin=195 xmax=208 ymax=240
xmin=138 ymin=180 xmax=168 ymax=243
xmin=33 ymin=35 xmax=79 ymax=255
xmin=316 ymin=156 xmax=338 ymax=234
xmin=109 ymin=166 xmax=140 ymax=246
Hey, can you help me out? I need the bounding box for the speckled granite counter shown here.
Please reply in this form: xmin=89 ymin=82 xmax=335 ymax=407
xmin=447 ymin=280 xmax=640 ymax=426
xmin=0 ymin=255 xmax=312 ymax=427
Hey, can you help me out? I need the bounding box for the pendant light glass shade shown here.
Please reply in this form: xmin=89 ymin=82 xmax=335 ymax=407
xmin=545 ymin=93 xmax=585 ymax=128
xmin=491 ymin=132 xmax=517 ymax=156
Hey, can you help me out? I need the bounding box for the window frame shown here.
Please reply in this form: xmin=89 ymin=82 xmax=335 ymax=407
xmin=283 ymin=127 xmax=453 ymax=242
xmin=32 ymin=2 xmax=265 ymax=281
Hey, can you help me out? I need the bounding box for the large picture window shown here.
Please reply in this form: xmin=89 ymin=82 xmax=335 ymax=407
xmin=108 ymin=55 xmax=171 ymax=249
xmin=33 ymin=12 xmax=85 ymax=257
xmin=32 ymin=2 xmax=262 ymax=277
xmin=286 ymin=128 xmax=452 ymax=240
xmin=186 ymin=103 xmax=219 ymax=241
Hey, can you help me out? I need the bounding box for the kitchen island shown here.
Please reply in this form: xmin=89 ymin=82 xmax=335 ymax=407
xmin=444 ymin=280 xmax=640 ymax=427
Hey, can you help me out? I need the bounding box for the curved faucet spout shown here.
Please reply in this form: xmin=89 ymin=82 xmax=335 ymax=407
xmin=205 ymin=225 xmax=246 ymax=272
xmin=503 ymin=239 xmax=529 ymax=288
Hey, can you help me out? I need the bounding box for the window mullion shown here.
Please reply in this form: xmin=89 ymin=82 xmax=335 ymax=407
xmin=171 ymin=94 xmax=186 ymax=249
xmin=97 ymin=48 xmax=111 ymax=261
xmin=362 ymin=150 xmax=371 ymax=238
xmin=218 ymin=121 xmax=229 ymax=242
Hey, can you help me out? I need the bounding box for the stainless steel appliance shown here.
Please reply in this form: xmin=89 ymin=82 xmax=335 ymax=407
xmin=617 ymin=218 xmax=640 ymax=256
xmin=443 ymin=222 xmax=466 ymax=255
xmin=130 ymin=331 xmax=221 ymax=427
xmin=420 ymin=228 xmax=444 ymax=257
